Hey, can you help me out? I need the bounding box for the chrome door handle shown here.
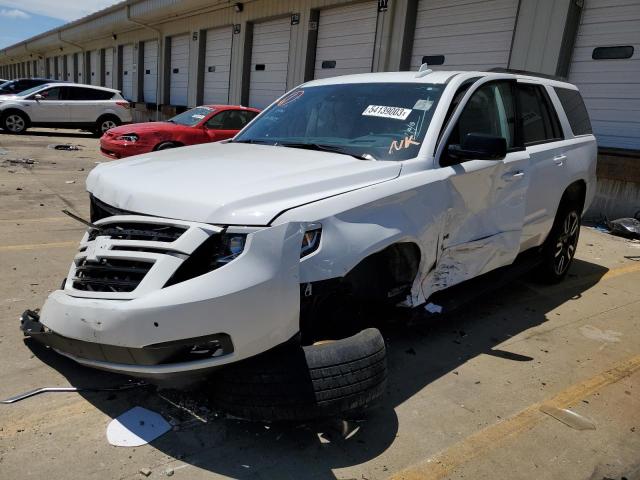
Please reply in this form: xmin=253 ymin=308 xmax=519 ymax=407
xmin=553 ymin=154 xmax=567 ymax=166
xmin=502 ymin=170 xmax=525 ymax=181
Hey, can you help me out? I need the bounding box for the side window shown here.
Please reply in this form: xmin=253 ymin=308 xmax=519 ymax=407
xmin=442 ymin=81 xmax=516 ymax=165
xmin=38 ymin=87 xmax=63 ymax=100
xmin=67 ymin=87 xmax=113 ymax=100
xmin=554 ymin=87 xmax=592 ymax=136
xmin=205 ymin=110 xmax=251 ymax=130
xmin=517 ymin=84 xmax=563 ymax=145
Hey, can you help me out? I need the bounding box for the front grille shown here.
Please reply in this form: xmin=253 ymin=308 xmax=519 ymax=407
xmin=72 ymin=258 xmax=154 ymax=293
xmin=88 ymin=223 xmax=187 ymax=242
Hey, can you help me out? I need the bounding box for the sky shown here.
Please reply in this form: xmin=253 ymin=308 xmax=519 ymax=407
xmin=0 ymin=1 xmax=118 ymax=49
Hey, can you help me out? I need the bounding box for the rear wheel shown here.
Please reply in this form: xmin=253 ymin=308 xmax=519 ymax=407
xmin=2 ymin=111 xmax=28 ymax=134
xmin=95 ymin=116 xmax=120 ymax=136
xmin=537 ymin=202 xmax=581 ymax=283
xmin=209 ymin=328 xmax=387 ymax=422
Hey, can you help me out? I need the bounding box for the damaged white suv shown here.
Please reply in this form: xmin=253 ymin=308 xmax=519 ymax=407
xmin=22 ymin=68 xmax=596 ymax=420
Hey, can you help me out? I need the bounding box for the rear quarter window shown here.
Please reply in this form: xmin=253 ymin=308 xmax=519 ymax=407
xmin=554 ymin=87 xmax=592 ymax=136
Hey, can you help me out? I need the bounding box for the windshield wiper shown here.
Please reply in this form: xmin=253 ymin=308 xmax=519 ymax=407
xmin=233 ymin=139 xmax=276 ymax=145
xmin=278 ymin=142 xmax=376 ymax=161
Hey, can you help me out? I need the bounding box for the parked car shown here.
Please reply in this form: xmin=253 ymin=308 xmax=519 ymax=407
xmin=0 ymin=83 xmax=132 ymax=135
xmin=0 ymin=78 xmax=61 ymax=95
xmin=100 ymin=105 xmax=260 ymax=159
xmin=0 ymin=79 xmax=7 ymax=84
xmin=21 ymin=69 xmax=596 ymax=421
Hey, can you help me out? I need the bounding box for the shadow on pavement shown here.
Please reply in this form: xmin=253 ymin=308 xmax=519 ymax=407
xmin=25 ymin=258 xmax=608 ymax=479
xmin=1 ymin=129 xmax=96 ymax=139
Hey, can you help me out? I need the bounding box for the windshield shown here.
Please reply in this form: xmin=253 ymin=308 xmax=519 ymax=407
xmin=16 ymin=85 xmax=49 ymax=97
xmin=235 ymin=82 xmax=444 ymax=161
xmin=169 ymin=107 xmax=215 ymax=126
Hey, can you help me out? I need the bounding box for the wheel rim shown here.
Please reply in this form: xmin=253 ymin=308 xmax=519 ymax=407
xmin=553 ymin=211 xmax=579 ymax=275
xmin=101 ymin=120 xmax=117 ymax=133
xmin=6 ymin=114 xmax=25 ymax=132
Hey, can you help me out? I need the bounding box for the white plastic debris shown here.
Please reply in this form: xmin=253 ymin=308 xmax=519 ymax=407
xmin=106 ymin=406 xmax=171 ymax=447
xmin=425 ymin=302 xmax=443 ymax=314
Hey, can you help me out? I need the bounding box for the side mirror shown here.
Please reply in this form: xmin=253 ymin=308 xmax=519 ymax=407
xmin=448 ymin=133 xmax=507 ymax=161
xmin=34 ymin=94 xmax=43 ymax=100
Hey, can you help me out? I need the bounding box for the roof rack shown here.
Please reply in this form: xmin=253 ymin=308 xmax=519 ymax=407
xmin=487 ymin=68 xmax=566 ymax=82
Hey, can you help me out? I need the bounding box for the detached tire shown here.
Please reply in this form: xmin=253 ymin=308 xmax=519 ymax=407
xmin=209 ymin=328 xmax=387 ymax=422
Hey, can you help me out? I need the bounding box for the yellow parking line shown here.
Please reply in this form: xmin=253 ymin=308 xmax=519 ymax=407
xmin=390 ymin=353 xmax=640 ymax=480
xmin=0 ymin=241 xmax=77 ymax=252
xmin=602 ymin=262 xmax=640 ymax=280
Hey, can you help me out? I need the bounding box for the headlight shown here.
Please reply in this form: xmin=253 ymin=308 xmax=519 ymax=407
xmin=164 ymin=232 xmax=247 ymax=287
xmin=301 ymin=225 xmax=321 ymax=258
xmin=117 ymin=134 xmax=139 ymax=142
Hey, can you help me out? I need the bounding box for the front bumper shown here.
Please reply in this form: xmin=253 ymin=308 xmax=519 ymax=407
xmin=31 ymin=218 xmax=303 ymax=378
xmin=99 ymin=138 xmax=153 ymax=159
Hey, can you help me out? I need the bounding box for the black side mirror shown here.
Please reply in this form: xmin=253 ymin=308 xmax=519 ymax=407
xmin=448 ymin=133 xmax=507 ymax=161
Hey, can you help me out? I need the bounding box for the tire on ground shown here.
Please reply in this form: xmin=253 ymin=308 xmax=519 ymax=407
xmin=209 ymin=328 xmax=387 ymax=422
xmin=536 ymin=195 xmax=582 ymax=284
xmin=2 ymin=110 xmax=29 ymax=134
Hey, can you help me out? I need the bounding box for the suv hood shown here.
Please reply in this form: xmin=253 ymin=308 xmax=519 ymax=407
xmin=87 ymin=142 xmax=401 ymax=225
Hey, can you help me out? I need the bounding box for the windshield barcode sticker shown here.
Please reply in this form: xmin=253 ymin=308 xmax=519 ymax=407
xmin=362 ymin=105 xmax=412 ymax=120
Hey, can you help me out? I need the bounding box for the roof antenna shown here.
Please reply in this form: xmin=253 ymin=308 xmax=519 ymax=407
xmin=415 ymin=63 xmax=432 ymax=78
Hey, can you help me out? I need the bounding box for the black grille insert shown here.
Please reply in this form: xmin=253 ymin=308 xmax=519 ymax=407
xmin=73 ymin=258 xmax=154 ymax=292
xmin=88 ymin=223 xmax=187 ymax=242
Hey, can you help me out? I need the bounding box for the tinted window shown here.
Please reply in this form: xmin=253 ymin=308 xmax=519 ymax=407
xmin=170 ymin=107 xmax=215 ymax=126
xmin=66 ymin=87 xmax=114 ymax=100
xmin=554 ymin=87 xmax=592 ymax=136
xmin=443 ymin=81 xmax=516 ymax=165
xmin=206 ymin=110 xmax=257 ymax=130
xmin=517 ymin=84 xmax=563 ymax=145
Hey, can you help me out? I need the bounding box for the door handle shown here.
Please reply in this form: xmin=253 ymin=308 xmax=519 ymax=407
xmin=553 ymin=154 xmax=567 ymax=166
xmin=502 ymin=170 xmax=525 ymax=181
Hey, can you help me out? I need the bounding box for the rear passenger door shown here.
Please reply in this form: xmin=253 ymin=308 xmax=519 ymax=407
xmin=66 ymin=87 xmax=113 ymax=124
xmin=517 ymin=82 xmax=567 ymax=250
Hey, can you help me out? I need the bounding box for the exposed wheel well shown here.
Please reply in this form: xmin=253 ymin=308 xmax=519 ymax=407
xmin=560 ymin=180 xmax=587 ymax=215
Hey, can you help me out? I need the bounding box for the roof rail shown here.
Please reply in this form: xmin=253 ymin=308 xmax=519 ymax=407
xmin=487 ymin=68 xmax=566 ymax=82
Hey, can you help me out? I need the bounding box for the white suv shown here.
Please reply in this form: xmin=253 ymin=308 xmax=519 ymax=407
xmin=0 ymin=83 xmax=132 ymax=135
xmin=22 ymin=69 xmax=597 ymax=421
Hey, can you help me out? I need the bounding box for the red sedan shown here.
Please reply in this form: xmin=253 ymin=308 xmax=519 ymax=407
xmin=100 ymin=105 xmax=260 ymax=159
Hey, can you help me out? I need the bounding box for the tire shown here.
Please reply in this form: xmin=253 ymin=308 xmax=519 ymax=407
xmin=209 ymin=328 xmax=387 ymax=422
xmin=2 ymin=111 xmax=28 ymax=134
xmin=536 ymin=200 xmax=581 ymax=283
xmin=95 ymin=116 xmax=120 ymax=136
xmin=155 ymin=142 xmax=177 ymax=151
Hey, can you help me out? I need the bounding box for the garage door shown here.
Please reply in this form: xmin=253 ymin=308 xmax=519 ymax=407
xmin=203 ymin=26 xmax=232 ymax=104
xmin=90 ymin=50 xmax=99 ymax=85
xmin=104 ymin=48 xmax=114 ymax=88
xmin=567 ymin=0 xmax=640 ymax=151
xmin=314 ymin=2 xmax=378 ymax=79
xmin=170 ymin=34 xmax=190 ymax=106
xmin=249 ymin=17 xmax=291 ymax=109
xmin=66 ymin=54 xmax=74 ymax=81
xmin=143 ymin=40 xmax=158 ymax=103
xmin=77 ymin=53 xmax=85 ymax=83
xmin=121 ymin=44 xmax=134 ymax=100
xmin=410 ymin=0 xmax=519 ymax=70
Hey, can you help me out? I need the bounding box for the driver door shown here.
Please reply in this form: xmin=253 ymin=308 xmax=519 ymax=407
xmin=27 ymin=86 xmax=70 ymax=124
xmin=424 ymin=80 xmax=531 ymax=295
xmin=203 ymin=110 xmax=255 ymax=142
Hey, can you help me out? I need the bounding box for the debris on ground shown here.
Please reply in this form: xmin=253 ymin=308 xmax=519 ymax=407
xmin=2 ymin=158 xmax=37 ymax=169
xmin=607 ymin=218 xmax=640 ymax=240
xmin=539 ymin=405 xmax=596 ymax=430
xmin=106 ymin=406 xmax=171 ymax=447
xmin=424 ymin=302 xmax=443 ymax=314
xmin=65 ymin=180 xmax=76 ymax=184
xmin=139 ymin=467 xmax=152 ymax=477
xmin=48 ymin=144 xmax=81 ymax=151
